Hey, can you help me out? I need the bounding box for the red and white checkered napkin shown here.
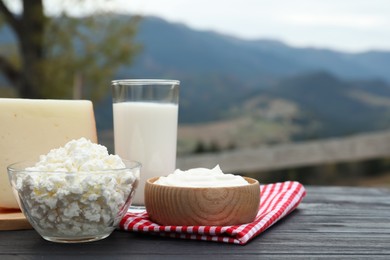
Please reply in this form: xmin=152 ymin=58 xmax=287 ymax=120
xmin=119 ymin=181 xmax=306 ymax=245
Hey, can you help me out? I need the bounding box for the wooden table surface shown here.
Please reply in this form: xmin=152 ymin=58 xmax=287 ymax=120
xmin=1 ymin=186 xmax=389 ymax=259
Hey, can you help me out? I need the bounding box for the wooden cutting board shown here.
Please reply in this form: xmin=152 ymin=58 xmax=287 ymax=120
xmin=0 ymin=209 xmax=32 ymax=230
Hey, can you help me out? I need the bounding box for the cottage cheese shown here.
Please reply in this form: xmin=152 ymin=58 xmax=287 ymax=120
xmin=155 ymin=165 xmax=248 ymax=187
xmin=13 ymin=138 xmax=139 ymax=237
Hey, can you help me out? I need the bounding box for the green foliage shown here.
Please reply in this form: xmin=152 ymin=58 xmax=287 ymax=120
xmin=193 ymin=140 xmax=207 ymax=154
xmin=39 ymin=14 xmax=141 ymax=100
xmin=192 ymin=140 xmax=222 ymax=154
xmin=0 ymin=87 xmax=17 ymax=97
xmin=0 ymin=1 xmax=141 ymax=100
xmin=0 ymin=11 xmax=4 ymax=27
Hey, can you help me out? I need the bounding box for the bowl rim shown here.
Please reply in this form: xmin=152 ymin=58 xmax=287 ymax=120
xmin=111 ymin=79 xmax=180 ymax=86
xmin=7 ymin=159 xmax=142 ymax=175
xmin=146 ymin=176 xmax=259 ymax=189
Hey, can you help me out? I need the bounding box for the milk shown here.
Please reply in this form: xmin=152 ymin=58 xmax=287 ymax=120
xmin=113 ymin=102 xmax=178 ymax=205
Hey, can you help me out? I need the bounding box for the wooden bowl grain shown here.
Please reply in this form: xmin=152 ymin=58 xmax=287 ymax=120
xmin=145 ymin=177 xmax=260 ymax=226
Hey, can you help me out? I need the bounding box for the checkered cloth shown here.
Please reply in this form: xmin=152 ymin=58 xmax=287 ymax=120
xmin=120 ymin=181 xmax=306 ymax=245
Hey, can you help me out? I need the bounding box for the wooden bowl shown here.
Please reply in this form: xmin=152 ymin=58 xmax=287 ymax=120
xmin=145 ymin=177 xmax=260 ymax=226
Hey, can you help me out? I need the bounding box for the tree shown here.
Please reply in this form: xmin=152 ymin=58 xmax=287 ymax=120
xmin=193 ymin=140 xmax=207 ymax=154
xmin=0 ymin=0 xmax=140 ymax=100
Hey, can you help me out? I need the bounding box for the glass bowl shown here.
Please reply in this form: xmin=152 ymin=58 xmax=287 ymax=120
xmin=7 ymin=160 xmax=141 ymax=243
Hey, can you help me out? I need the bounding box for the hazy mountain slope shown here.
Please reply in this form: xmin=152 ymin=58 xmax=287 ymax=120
xmin=258 ymin=72 xmax=390 ymax=137
xmin=2 ymin=15 xmax=390 ymax=136
xmin=117 ymin=16 xmax=390 ymax=125
xmin=127 ymin=16 xmax=390 ymax=84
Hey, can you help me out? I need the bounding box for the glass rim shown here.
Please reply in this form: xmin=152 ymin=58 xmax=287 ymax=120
xmin=7 ymin=159 xmax=142 ymax=175
xmin=111 ymin=79 xmax=180 ymax=86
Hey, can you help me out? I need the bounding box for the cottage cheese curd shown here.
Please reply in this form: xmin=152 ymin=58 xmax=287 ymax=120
xmin=13 ymin=138 xmax=139 ymax=238
xmin=155 ymin=165 xmax=248 ymax=187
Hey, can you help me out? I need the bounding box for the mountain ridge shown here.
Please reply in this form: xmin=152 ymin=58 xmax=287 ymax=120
xmin=2 ymin=15 xmax=390 ymax=148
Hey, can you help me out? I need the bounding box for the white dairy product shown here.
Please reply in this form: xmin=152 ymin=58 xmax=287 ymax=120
xmin=26 ymin=138 xmax=125 ymax=172
xmin=11 ymin=138 xmax=139 ymax=237
xmin=155 ymin=165 xmax=249 ymax=187
xmin=113 ymin=102 xmax=178 ymax=205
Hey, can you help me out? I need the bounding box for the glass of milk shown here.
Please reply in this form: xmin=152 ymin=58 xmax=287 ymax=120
xmin=111 ymin=79 xmax=179 ymax=208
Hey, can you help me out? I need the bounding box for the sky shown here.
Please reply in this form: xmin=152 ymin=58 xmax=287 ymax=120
xmin=7 ymin=0 xmax=390 ymax=53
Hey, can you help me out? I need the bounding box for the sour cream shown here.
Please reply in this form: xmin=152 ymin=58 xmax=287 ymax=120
xmin=154 ymin=165 xmax=249 ymax=187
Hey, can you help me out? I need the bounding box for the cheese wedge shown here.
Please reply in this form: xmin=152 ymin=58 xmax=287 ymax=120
xmin=0 ymin=98 xmax=98 ymax=209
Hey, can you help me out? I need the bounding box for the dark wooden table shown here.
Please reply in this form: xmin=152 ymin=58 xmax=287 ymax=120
xmin=1 ymin=186 xmax=389 ymax=259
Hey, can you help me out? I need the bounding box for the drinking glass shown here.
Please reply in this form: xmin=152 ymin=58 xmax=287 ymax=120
xmin=111 ymin=79 xmax=179 ymax=208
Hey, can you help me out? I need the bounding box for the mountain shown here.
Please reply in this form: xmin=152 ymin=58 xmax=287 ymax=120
xmin=129 ymin=16 xmax=390 ymax=83
xmin=120 ymin=16 xmax=390 ymax=125
xmin=176 ymin=71 xmax=390 ymax=153
xmin=2 ymin=15 xmax=390 ymax=146
xmin=260 ymin=71 xmax=390 ymax=137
